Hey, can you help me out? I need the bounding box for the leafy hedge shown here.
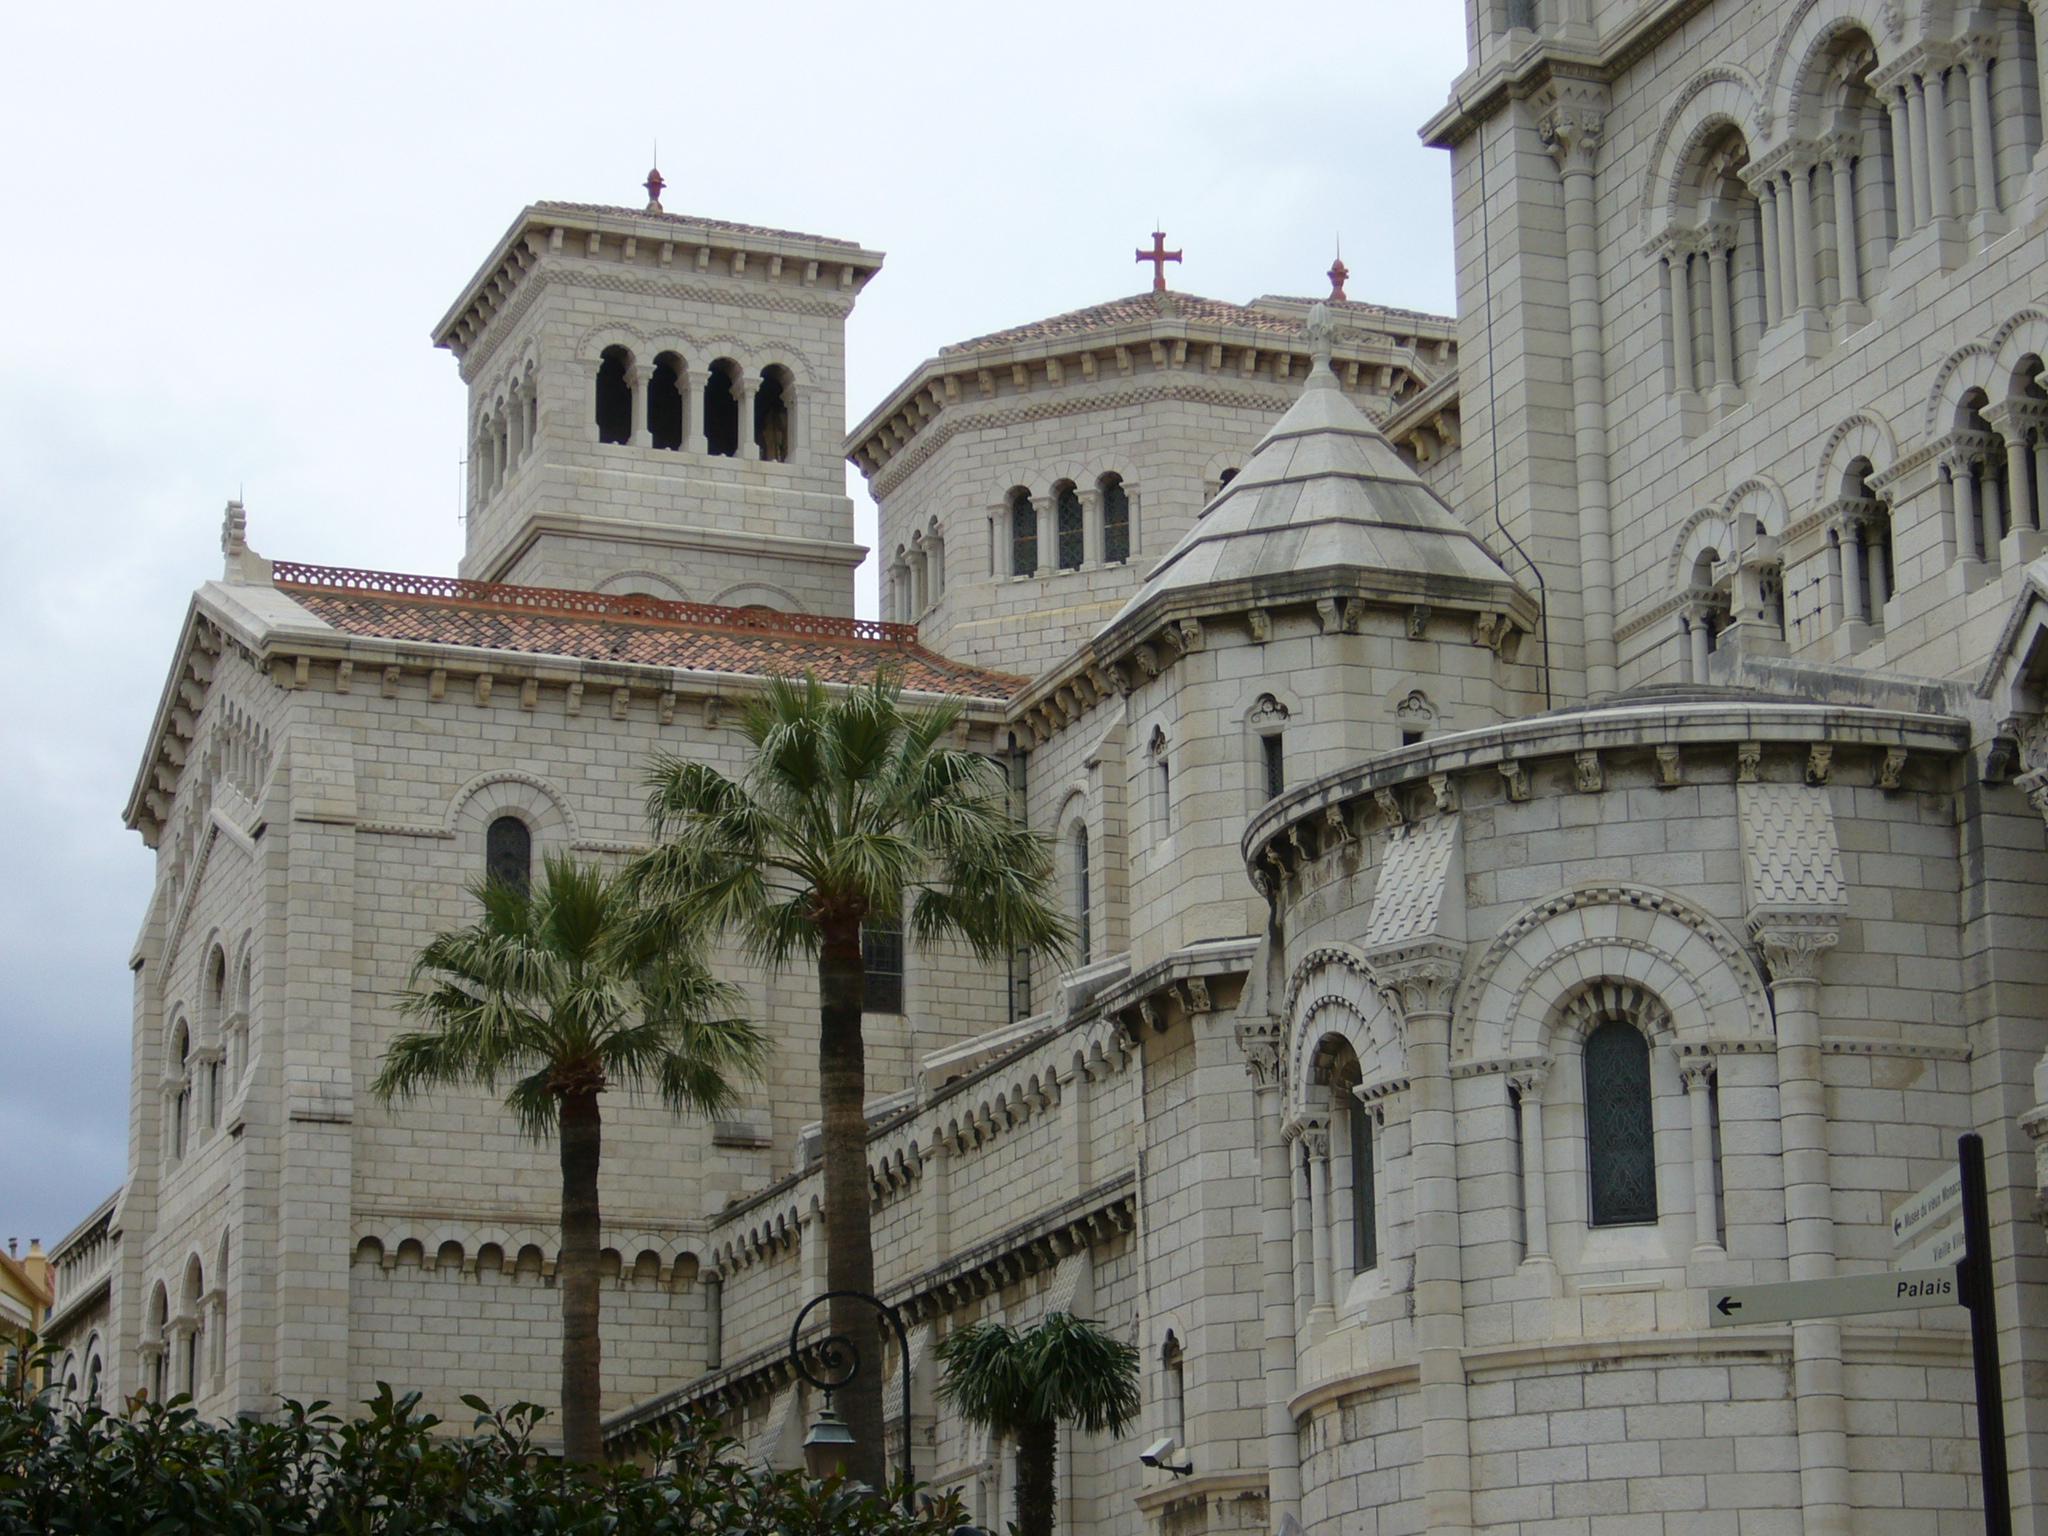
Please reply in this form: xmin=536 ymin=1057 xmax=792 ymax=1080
xmin=0 ymin=1371 xmax=969 ymax=1536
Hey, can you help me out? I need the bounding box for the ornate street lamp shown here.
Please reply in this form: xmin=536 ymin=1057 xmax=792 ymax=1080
xmin=788 ymin=1288 xmax=913 ymax=1506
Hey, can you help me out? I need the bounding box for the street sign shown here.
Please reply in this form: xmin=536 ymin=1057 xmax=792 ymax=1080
xmin=1901 ymin=1220 xmax=1967 ymax=1273
xmin=1891 ymin=1167 xmax=1964 ymax=1250
xmin=1708 ymin=1265 xmax=1959 ymax=1328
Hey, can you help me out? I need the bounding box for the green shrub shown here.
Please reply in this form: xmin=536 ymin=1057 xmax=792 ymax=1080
xmin=0 ymin=1357 xmax=967 ymax=1536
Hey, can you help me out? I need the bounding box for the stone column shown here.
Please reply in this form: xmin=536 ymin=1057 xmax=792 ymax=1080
xmin=1887 ymin=87 xmax=1918 ymax=230
xmin=1303 ymin=1115 xmax=1336 ymax=1326
xmin=1925 ymin=64 xmax=1954 ymax=222
xmin=1509 ymin=1062 xmax=1552 ymax=1264
xmin=1680 ymin=1056 xmax=1721 ymax=1254
xmin=1667 ymin=252 xmax=1695 ymax=390
xmin=1539 ymin=88 xmax=1618 ymax=698
xmin=1036 ymin=496 xmax=1054 ymax=578
xmin=1081 ymin=490 xmax=1103 ymax=568
xmin=1758 ymin=185 xmax=1784 ymax=325
xmin=924 ymin=1139 xmax=951 ymax=1267
xmin=1828 ymin=150 xmax=1860 ymax=306
xmin=1290 ymin=1125 xmax=1314 ymax=1331
xmin=1775 ymin=171 xmax=1801 ymax=312
xmin=1332 ymin=1093 xmax=1357 ymax=1295
xmin=2010 ymin=430 xmax=2036 ymax=534
xmin=1956 ymin=457 xmax=1983 ymax=564
xmin=1844 ymin=522 xmax=1868 ymax=624
xmin=1706 ymin=237 xmax=1736 ymax=390
xmin=1683 ymin=601 xmax=1714 ymax=682
xmin=1758 ymin=923 xmax=1848 ymax=1536
xmin=627 ymin=365 xmax=651 ymax=449
xmin=1906 ymin=77 xmax=1933 ymax=221
xmin=507 ymin=385 xmax=527 ymax=462
xmin=1869 ymin=526 xmax=1891 ymax=613
xmin=1963 ymin=41 xmax=2000 ymax=217
xmin=1984 ymin=461 xmax=2006 ymax=561
xmin=1238 ymin=1022 xmax=1301 ymax=1525
xmin=738 ymin=381 xmax=760 ymax=460
xmin=1375 ymin=949 xmax=1472 ymax=1536
xmin=1787 ymin=161 xmax=1819 ymax=311
xmin=2033 ymin=430 xmax=2048 ymax=530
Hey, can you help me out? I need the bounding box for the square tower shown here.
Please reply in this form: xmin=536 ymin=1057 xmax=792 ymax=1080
xmin=433 ymin=188 xmax=883 ymax=615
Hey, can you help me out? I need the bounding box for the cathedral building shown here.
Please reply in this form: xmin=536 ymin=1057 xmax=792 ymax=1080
xmin=44 ymin=2 xmax=2048 ymax=1532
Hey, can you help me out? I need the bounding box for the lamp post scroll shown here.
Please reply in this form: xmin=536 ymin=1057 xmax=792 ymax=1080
xmin=789 ymin=1288 xmax=913 ymax=1505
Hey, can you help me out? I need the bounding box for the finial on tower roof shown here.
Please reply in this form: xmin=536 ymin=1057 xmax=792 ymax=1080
xmin=1303 ymin=301 xmax=1337 ymax=382
xmin=644 ymin=162 xmax=666 ymax=213
xmin=1328 ymin=242 xmax=1349 ymax=302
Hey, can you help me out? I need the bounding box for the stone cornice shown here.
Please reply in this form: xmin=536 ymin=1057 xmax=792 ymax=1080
xmin=1419 ymin=1 xmax=1711 ymax=148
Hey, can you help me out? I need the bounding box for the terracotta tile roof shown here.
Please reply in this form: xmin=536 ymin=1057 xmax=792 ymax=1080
xmin=530 ymin=201 xmax=864 ymax=250
xmin=269 ymin=564 xmax=1026 ymax=699
xmin=940 ymin=291 xmax=1312 ymax=354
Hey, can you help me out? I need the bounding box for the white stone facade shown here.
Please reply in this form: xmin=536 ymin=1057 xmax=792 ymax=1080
xmin=45 ymin=3 xmax=2048 ymax=1533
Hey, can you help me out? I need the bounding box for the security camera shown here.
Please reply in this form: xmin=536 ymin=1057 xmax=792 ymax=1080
xmin=1140 ymin=1435 xmax=1193 ymax=1475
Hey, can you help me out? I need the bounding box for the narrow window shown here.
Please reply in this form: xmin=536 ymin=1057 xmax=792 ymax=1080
xmin=595 ymin=346 xmax=632 ymax=444
xmin=1585 ymin=1019 xmax=1657 ymax=1226
xmin=1349 ymin=1094 xmax=1377 ymax=1271
xmin=862 ymin=920 xmax=904 ymax=1014
xmin=703 ymin=359 xmax=740 ymax=457
xmin=1218 ymin=467 xmax=1239 ymax=487
xmin=1263 ymin=733 xmax=1285 ymax=799
xmin=1056 ymin=482 xmax=1084 ymax=570
xmin=1158 ymin=757 xmax=1172 ymax=833
xmin=1162 ymin=1333 xmax=1186 ymax=1441
xmin=755 ymin=365 xmax=792 ymax=462
xmin=1073 ymin=825 xmax=1092 ymax=960
xmin=1100 ymin=474 xmax=1130 ymax=563
xmin=649 ymin=353 xmax=685 ymax=450
xmin=173 ymin=1026 xmax=190 ymax=1159
xmin=486 ymin=815 xmax=532 ymax=896
xmin=1011 ymin=489 xmax=1038 ymax=576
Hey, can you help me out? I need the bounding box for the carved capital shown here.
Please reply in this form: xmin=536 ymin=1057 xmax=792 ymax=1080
xmin=1537 ymin=91 xmax=1608 ymax=175
xmin=1236 ymin=1018 xmax=1287 ymax=1089
xmin=1370 ymin=943 xmax=1462 ymax=1020
xmin=2017 ymin=767 xmax=2048 ymax=827
xmin=1679 ymin=1055 xmax=1718 ymax=1092
xmin=1294 ymin=1112 xmax=1332 ymax=1160
xmin=1754 ymin=921 xmax=1840 ymax=982
xmin=1508 ymin=1058 xmax=1553 ymax=1100
xmin=1737 ymin=741 xmax=1762 ymax=783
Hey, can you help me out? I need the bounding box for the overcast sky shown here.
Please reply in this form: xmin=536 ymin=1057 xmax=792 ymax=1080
xmin=0 ymin=2 xmax=1466 ymax=1250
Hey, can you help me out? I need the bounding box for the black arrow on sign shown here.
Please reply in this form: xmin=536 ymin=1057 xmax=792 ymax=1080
xmin=1716 ymin=1295 xmax=1741 ymax=1317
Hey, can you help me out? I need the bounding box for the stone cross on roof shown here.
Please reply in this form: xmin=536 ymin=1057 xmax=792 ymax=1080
xmin=1135 ymin=230 xmax=1183 ymax=292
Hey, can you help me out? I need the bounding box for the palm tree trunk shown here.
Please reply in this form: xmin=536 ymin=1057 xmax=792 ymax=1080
xmin=1014 ymin=1418 xmax=1059 ymax=1536
xmin=558 ymin=1088 xmax=603 ymax=1464
xmin=818 ymin=916 xmax=885 ymax=1489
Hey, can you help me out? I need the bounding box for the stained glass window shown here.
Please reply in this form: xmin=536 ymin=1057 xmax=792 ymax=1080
xmin=1101 ymin=475 xmax=1130 ymax=563
xmin=1349 ymin=1094 xmax=1377 ymax=1271
xmin=486 ymin=816 xmax=532 ymax=896
xmin=1056 ymin=483 xmax=1084 ymax=570
xmin=1585 ymin=1018 xmax=1657 ymax=1225
xmin=1011 ymin=490 xmax=1037 ymax=576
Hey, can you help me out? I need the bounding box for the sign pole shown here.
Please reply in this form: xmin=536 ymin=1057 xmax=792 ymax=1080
xmin=1958 ymin=1132 xmax=2010 ymax=1536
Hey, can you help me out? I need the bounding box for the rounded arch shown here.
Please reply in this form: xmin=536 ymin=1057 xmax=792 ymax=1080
xmin=1667 ymin=507 xmax=1738 ymax=589
xmin=1639 ymin=67 xmax=1765 ymax=235
xmin=1925 ymin=342 xmax=2003 ymax=435
xmin=1722 ymin=475 xmax=1788 ymax=535
xmin=592 ymin=569 xmax=687 ymax=600
xmin=1812 ymin=411 xmax=1899 ymax=501
xmin=445 ymin=770 xmax=578 ymax=842
xmin=1456 ymin=884 xmax=1771 ymax=1062
xmin=574 ymin=322 xmax=651 ymax=363
xmin=755 ymin=362 xmax=796 ymax=462
xmin=709 ymin=579 xmax=806 ymax=612
xmin=1767 ymin=0 xmax=1892 ymax=131
xmin=1990 ymin=309 xmax=2048 ymax=397
xmin=180 ymin=1252 xmax=205 ymax=1310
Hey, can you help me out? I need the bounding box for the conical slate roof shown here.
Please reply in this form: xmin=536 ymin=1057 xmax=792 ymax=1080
xmin=1105 ymin=309 xmax=1524 ymax=639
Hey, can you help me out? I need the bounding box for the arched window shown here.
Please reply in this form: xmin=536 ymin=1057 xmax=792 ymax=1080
xmin=1072 ymin=823 xmax=1092 ymax=961
xmin=1010 ymin=488 xmax=1038 ymax=576
xmin=1148 ymin=726 xmax=1171 ymax=836
xmin=704 ymin=359 xmax=740 ymax=457
xmin=1100 ymin=473 xmax=1130 ymax=563
xmin=1055 ymin=481 xmax=1084 ymax=570
xmin=1218 ymin=467 xmax=1239 ymax=486
xmin=595 ymin=346 xmax=632 ymax=445
xmin=1161 ymin=1333 xmax=1186 ymax=1441
xmin=649 ymin=352 xmax=686 ymax=451
xmin=486 ymin=816 xmax=532 ymax=896
xmin=1348 ymin=1091 xmax=1377 ymax=1272
xmin=172 ymin=1024 xmax=190 ymax=1160
xmin=755 ymin=365 xmax=793 ymax=462
xmin=1584 ymin=1019 xmax=1657 ymax=1226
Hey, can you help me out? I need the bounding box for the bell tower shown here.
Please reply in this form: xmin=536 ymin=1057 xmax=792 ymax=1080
xmin=432 ymin=173 xmax=884 ymax=616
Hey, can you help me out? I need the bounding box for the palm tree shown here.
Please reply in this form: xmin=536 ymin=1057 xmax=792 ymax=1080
xmin=633 ymin=674 xmax=1069 ymax=1487
xmin=371 ymin=854 xmax=765 ymax=1465
xmin=936 ymin=1311 xmax=1141 ymax=1536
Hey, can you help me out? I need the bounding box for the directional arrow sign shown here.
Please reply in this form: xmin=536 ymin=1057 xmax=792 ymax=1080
xmin=1708 ymin=1266 xmax=1959 ymax=1328
xmin=1891 ymin=1168 xmax=1964 ymax=1250
xmin=1901 ymin=1220 xmax=1966 ymax=1273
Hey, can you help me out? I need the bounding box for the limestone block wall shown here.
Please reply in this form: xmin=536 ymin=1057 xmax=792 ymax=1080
xmin=1442 ymin=0 xmax=2048 ymax=700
